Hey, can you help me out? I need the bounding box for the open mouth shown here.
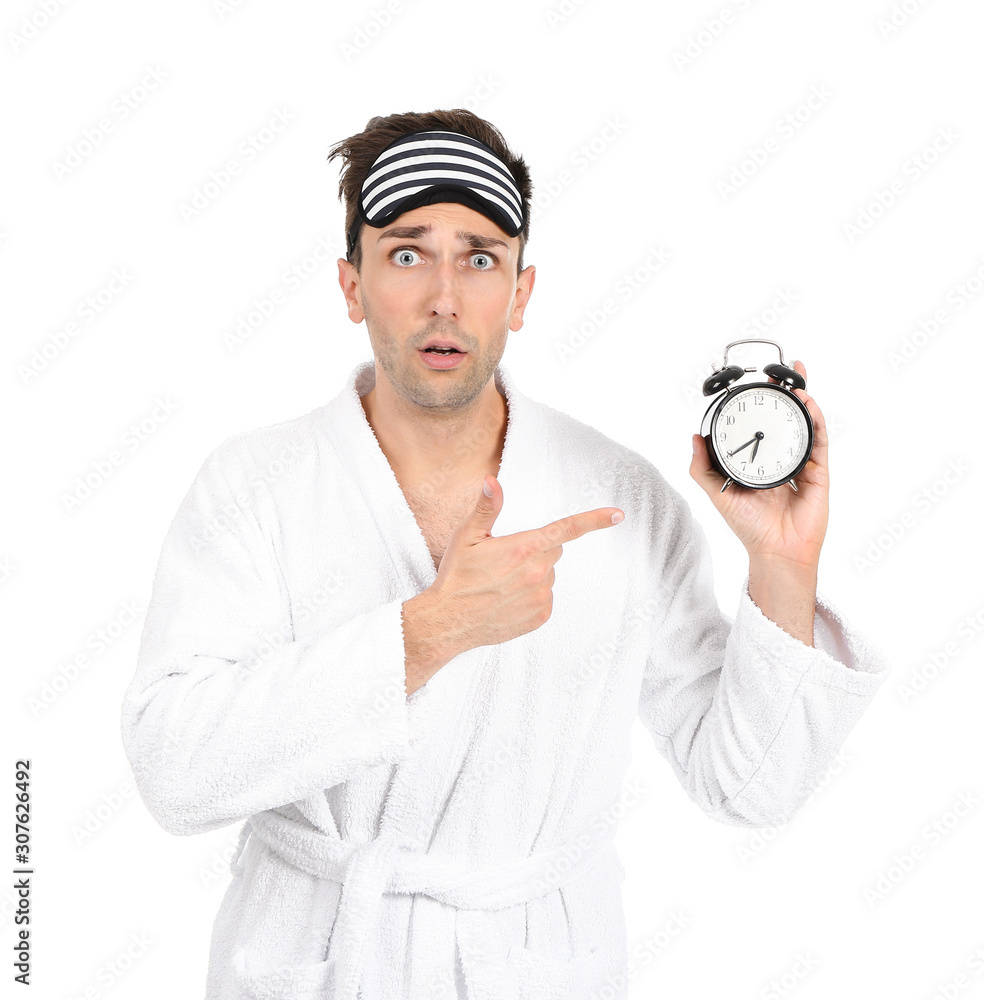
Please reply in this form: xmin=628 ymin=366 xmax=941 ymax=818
xmin=422 ymin=347 xmax=463 ymax=354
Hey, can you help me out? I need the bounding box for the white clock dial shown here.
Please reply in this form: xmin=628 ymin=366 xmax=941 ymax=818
xmin=713 ymin=385 xmax=809 ymax=486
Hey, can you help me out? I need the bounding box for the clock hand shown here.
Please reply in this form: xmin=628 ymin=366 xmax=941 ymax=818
xmin=751 ymin=431 xmax=763 ymax=462
xmin=727 ymin=436 xmax=757 ymax=458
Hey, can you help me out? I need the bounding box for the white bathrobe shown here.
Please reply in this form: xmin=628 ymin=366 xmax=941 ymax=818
xmin=120 ymin=359 xmax=890 ymax=1000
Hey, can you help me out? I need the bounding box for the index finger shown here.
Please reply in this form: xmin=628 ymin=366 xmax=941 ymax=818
xmin=515 ymin=507 xmax=625 ymax=551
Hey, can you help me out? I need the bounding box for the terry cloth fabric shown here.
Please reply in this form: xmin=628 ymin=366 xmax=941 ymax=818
xmin=120 ymin=359 xmax=891 ymax=1000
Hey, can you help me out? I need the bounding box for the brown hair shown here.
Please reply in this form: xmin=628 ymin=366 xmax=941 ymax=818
xmin=327 ymin=109 xmax=532 ymax=274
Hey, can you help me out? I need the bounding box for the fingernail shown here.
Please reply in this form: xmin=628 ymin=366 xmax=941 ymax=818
xmin=692 ymin=435 xmax=698 ymax=454
xmin=482 ymin=478 xmax=493 ymax=497
xmin=611 ymin=511 xmax=624 ymax=525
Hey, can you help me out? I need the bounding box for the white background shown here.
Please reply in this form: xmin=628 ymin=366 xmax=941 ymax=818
xmin=3 ymin=0 xmax=983 ymax=997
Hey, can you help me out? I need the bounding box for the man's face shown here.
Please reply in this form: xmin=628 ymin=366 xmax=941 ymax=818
xmin=337 ymin=201 xmax=535 ymax=413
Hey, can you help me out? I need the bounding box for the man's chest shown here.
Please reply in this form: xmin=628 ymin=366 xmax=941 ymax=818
xmin=402 ymin=481 xmax=485 ymax=572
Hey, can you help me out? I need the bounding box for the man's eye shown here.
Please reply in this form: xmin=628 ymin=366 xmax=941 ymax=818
xmin=390 ymin=248 xmax=496 ymax=268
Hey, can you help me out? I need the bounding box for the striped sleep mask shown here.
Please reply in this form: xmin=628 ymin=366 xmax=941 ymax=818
xmin=346 ymin=129 xmax=525 ymax=260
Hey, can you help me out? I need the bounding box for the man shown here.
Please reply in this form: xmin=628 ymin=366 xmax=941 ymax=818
xmin=120 ymin=109 xmax=889 ymax=1000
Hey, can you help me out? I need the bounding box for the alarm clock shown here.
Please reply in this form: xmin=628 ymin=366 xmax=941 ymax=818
xmin=699 ymin=338 xmax=814 ymax=493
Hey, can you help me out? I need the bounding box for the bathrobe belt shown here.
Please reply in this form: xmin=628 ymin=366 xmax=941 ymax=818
xmin=231 ymin=809 xmax=620 ymax=999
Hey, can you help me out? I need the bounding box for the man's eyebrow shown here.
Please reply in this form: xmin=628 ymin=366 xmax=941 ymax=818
xmin=376 ymin=225 xmax=509 ymax=252
xmin=377 ymin=225 xmax=431 ymax=242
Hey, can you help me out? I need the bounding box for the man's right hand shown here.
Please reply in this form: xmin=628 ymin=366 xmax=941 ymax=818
xmin=401 ymin=475 xmax=624 ymax=694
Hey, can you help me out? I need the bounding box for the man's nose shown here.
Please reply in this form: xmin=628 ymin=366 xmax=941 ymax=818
xmin=426 ymin=257 xmax=461 ymax=318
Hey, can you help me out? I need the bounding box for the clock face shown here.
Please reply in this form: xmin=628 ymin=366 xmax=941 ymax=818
xmin=711 ymin=385 xmax=811 ymax=486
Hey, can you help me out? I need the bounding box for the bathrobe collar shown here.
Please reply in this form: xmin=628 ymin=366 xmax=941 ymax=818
xmin=322 ymin=358 xmax=526 ymax=592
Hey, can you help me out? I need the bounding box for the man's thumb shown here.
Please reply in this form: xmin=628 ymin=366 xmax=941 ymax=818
xmin=470 ymin=474 xmax=502 ymax=532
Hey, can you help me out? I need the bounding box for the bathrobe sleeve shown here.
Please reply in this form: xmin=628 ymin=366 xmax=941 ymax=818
xmin=120 ymin=437 xmax=413 ymax=837
xmin=636 ymin=478 xmax=890 ymax=829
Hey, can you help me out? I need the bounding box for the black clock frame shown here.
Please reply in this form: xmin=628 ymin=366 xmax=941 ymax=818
xmin=701 ymin=381 xmax=814 ymax=490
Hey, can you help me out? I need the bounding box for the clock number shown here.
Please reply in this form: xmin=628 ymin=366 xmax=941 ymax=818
xmin=773 ymin=398 xmax=778 ymax=409
xmin=740 ymin=461 xmax=747 ymax=470
xmin=753 ymin=394 xmax=763 ymax=406
xmin=757 ymin=466 xmax=765 ymax=476
xmin=719 ymin=431 xmax=727 ymax=442
xmin=786 ymin=411 xmax=793 ymax=421
xmin=738 ymin=401 xmax=746 ymax=411
xmin=725 ymin=415 xmax=735 ymax=425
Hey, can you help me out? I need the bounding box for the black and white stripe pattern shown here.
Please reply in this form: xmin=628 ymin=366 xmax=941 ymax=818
xmin=358 ymin=130 xmax=524 ymax=236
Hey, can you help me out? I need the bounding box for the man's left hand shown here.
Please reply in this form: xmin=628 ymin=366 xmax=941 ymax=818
xmin=689 ymin=360 xmax=829 ymax=569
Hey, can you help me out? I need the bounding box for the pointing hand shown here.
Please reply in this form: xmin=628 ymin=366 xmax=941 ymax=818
xmin=426 ymin=476 xmax=625 ymax=654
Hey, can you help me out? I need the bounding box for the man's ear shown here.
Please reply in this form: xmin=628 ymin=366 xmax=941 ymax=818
xmin=337 ymin=258 xmax=365 ymax=324
xmin=509 ymin=264 xmax=535 ymax=332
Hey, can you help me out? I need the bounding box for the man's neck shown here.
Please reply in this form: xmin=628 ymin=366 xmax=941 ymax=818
xmin=360 ymin=380 xmax=508 ymax=491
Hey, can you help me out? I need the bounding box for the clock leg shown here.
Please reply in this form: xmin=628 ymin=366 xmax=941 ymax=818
xmin=719 ymin=477 xmax=734 ymax=493
xmin=788 ymin=478 xmax=799 ymax=492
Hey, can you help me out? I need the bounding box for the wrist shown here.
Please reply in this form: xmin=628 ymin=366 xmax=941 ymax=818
xmin=401 ymin=589 xmax=463 ymax=694
xmin=746 ymin=555 xmax=818 ymax=648
xmin=747 ymin=550 xmax=819 ymax=580
xmin=747 ymin=556 xmax=818 ymax=600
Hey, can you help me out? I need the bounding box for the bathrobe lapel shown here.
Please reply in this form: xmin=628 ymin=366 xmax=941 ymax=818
xmin=309 ymin=359 xmax=531 ymax=841
xmin=322 ymin=358 xmax=527 ymax=591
